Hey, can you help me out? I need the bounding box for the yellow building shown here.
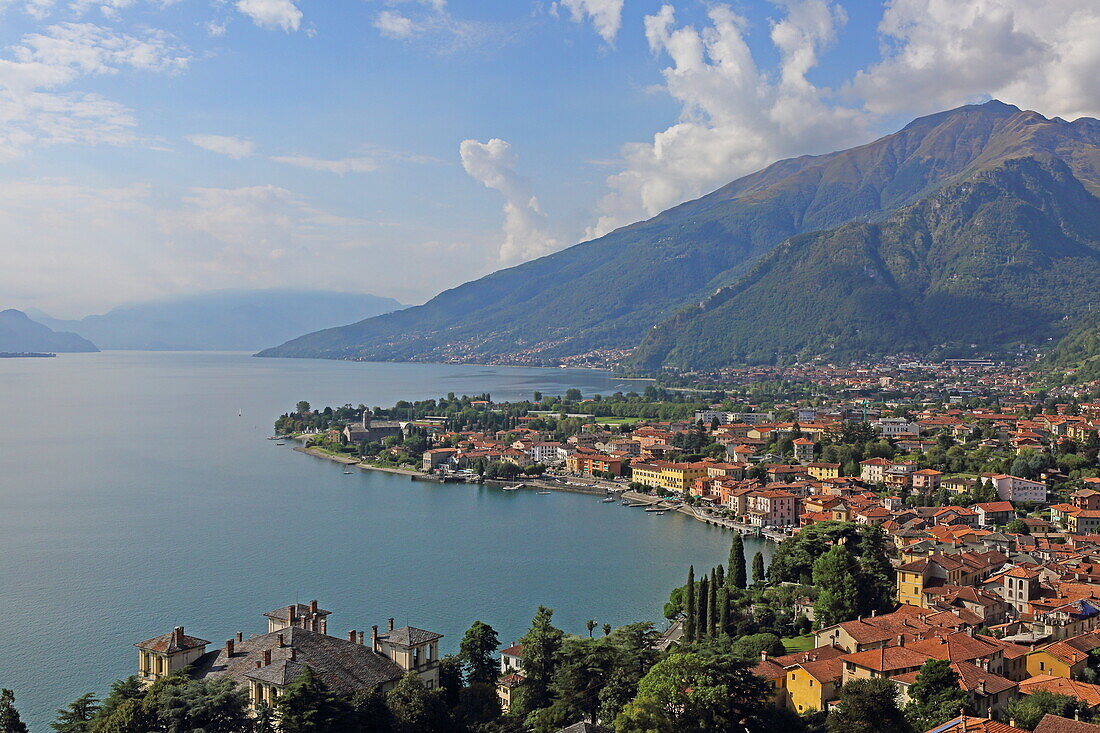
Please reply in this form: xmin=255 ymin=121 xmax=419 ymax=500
xmin=786 ymin=659 xmax=843 ymax=714
xmin=629 ymin=460 xmax=709 ymax=494
xmin=135 ymin=627 xmax=210 ymax=684
xmin=1026 ymin=633 xmax=1100 ymax=679
xmin=807 ymin=462 xmax=841 ymax=480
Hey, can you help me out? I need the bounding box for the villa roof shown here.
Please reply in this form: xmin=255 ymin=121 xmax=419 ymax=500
xmin=135 ymin=627 xmax=210 ymax=654
xmin=192 ymin=626 xmax=405 ymax=696
xmin=377 ymin=626 xmax=443 ymax=647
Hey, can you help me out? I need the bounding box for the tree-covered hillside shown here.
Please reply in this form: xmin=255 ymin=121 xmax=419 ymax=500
xmin=260 ymin=101 xmax=1100 ymax=366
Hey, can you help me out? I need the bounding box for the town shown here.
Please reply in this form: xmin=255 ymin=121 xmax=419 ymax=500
xmin=12 ymin=363 xmax=1100 ymax=733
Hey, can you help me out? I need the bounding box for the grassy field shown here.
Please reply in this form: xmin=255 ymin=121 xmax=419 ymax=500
xmin=594 ymin=416 xmax=643 ymax=425
xmin=781 ymin=634 xmax=815 ymax=653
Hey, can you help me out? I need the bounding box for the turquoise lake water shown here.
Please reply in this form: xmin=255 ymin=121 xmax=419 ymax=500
xmin=0 ymin=351 xmax=772 ymax=730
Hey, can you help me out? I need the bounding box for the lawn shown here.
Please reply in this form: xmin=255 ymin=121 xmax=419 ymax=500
xmin=594 ymin=416 xmax=643 ymax=425
xmin=781 ymin=634 xmax=815 ymax=653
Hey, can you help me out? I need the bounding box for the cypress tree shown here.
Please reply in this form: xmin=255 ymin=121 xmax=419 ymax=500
xmin=715 ymin=563 xmax=725 ymax=589
xmin=709 ymin=569 xmax=719 ymax=636
xmin=698 ymin=575 xmax=709 ymax=640
xmin=729 ymin=533 xmax=747 ymax=589
xmin=684 ymin=566 xmax=696 ymax=642
xmin=752 ymin=551 xmax=766 ymax=586
xmin=718 ymin=587 xmax=730 ymax=636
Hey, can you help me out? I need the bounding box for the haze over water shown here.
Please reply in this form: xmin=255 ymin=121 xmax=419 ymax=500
xmin=0 ymin=352 xmax=771 ymax=731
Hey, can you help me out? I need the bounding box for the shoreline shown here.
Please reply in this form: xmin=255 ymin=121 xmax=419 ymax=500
xmin=288 ymin=443 xmax=782 ymax=540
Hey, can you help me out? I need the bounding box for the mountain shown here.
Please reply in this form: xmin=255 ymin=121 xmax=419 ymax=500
xmin=36 ymin=290 xmax=404 ymax=351
xmin=0 ymin=309 xmax=98 ymax=353
xmin=631 ymin=155 xmax=1100 ymax=369
xmin=260 ymin=101 xmax=1100 ymax=368
xmin=1041 ymin=312 xmax=1100 ymax=385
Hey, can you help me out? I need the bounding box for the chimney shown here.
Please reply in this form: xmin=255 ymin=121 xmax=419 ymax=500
xmin=173 ymin=626 xmax=185 ymax=645
xmin=348 ymin=630 xmax=357 ymax=643
xmin=976 ymin=680 xmax=985 ymax=696
xmin=289 ymin=647 xmax=296 ymax=661
xmin=236 ymin=631 xmax=243 ymax=643
xmin=310 ymin=600 xmax=318 ymax=614
xmin=871 ymin=609 xmax=877 ymax=617
xmin=320 ymin=617 xmax=327 ymax=635
xmin=277 ymin=633 xmax=284 ymax=648
xmin=357 ymin=631 xmax=364 ymax=646
xmin=262 ymin=649 xmax=271 ymax=666
xmin=372 ymin=625 xmax=379 ymax=651
xmin=226 ymin=639 xmax=235 ymax=657
xmin=388 ymin=618 xmax=395 ymax=632
xmin=288 ymin=606 xmax=296 ymax=625
xmin=897 ymin=635 xmax=905 ymax=647
xmin=255 ymin=660 xmax=262 ymax=669
xmin=760 ymin=650 xmax=768 ymax=662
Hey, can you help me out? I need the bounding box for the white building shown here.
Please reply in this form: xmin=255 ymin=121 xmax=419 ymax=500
xmin=872 ymin=417 xmax=921 ymax=437
xmin=985 ymin=474 xmax=1047 ymax=504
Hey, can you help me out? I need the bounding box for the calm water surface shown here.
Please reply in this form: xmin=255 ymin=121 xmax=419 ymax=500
xmin=0 ymin=352 xmax=771 ymax=730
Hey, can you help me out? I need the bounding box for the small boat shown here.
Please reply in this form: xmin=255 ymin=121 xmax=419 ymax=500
xmin=655 ymin=510 xmax=667 ymax=515
xmin=601 ymin=497 xmax=616 ymax=503
xmin=276 ymin=442 xmax=285 ymax=446
xmin=343 ymin=469 xmax=353 ymax=474
xmin=537 ymin=491 xmax=552 ymax=495
xmin=644 ymin=506 xmax=666 ymax=512
xmin=502 ymin=486 xmax=520 ymax=491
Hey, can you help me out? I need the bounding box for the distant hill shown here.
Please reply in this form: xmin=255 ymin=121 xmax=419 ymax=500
xmin=0 ymin=309 xmax=98 ymax=353
xmin=1041 ymin=312 xmax=1100 ymax=384
xmin=35 ymin=290 xmax=404 ymax=351
xmin=261 ymin=101 xmax=1100 ymax=369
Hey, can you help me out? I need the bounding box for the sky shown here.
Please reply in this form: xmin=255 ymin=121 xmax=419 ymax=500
xmin=2 ymin=0 xmax=1100 ymax=317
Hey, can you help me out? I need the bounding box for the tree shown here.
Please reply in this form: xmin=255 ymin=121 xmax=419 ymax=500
xmin=436 ymin=656 xmax=463 ymax=710
xmin=904 ymin=660 xmax=969 ymax=731
xmin=603 ymin=623 xmax=612 ymax=637
xmin=826 ymin=678 xmax=911 ymax=733
xmin=458 ymin=620 xmax=500 ymax=686
xmin=684 ymin=566 xmax=696 ymax=643
xmin=587 ymin=620 xmax=598 ymax=638
xmin=752 ymin=552 xmax=766 ymax=586
xmin=565 ymin=389 xmax=582 ymax=402
xmin=698 ymin=575 xmax=710 ymax=640
xmin=1007 ymin=690 xmax=1085 ymax=730
xmin=728 ymin=534 xmax=747 ymax=589
xmin=296 ymin=401 xmax=311 ymax=414
xmin=52 ymin=693 xmax=100 ymax=733
xmin=1007 ymin=518 xmax=1031 ymax=535
xmin=512 ymin=606 xmax=564 ymax=715
xmin=709 ymin=568 xmax=719 ymax=636
xmin=856 ymin=526 xmax=897 ymax=616
xmin=616 ymin=652 xmax=772 ymax=732
xmin=0 ymin=690 xmax=28 ymax=733
xmin=385 ymin=674 xmax=451 ymax=733
xmin=277 ymin=667 xmax=354 ymax=733
xmin=731 ymin=634 xmax=786 ymax=662
xmin=718 ymin=588 xmax=730 ymax=636
xmin=158 ymin=678 xmax=250 ymax=733
xmin=812 ymin=544 xmax=861 ymax=628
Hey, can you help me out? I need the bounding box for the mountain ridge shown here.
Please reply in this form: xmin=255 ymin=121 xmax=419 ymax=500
xmin=259 ymin=101 xmax=1100 ymax=369
xmin=0 ymin=309 xmax=99 ymax=353
xmin=37 ymin=290 xmax=404 ymax=351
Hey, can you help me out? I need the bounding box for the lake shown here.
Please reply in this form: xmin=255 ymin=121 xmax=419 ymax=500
xmin=0 ymin=352 xmax=772 ymax=730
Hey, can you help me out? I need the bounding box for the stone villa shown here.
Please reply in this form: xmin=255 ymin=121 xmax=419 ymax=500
xmin=135 ymin=601 xmax=442 ymax=709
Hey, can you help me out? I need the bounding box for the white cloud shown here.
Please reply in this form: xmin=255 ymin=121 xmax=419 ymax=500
xmin=460 ymin=138 xmax=560 ymax=265
xmin=555 ymin=0 xmax=624 ymax=45
xmin=235 ymin=0 xmax=302 ymax=32
xmin=0 ymin=24 xmax=188 ymax=159
xmin=14 ymin=22 xmax=190 ymax=74
xmin=270 ymin=154 xmax=379 ymax=174
xmin=851 ymin=0 xmax=1100 ymax=121
xmin=370 ymin=1 xmax=499 ymax=51
xmin=187 ymin=134 xmax=255 ymax=159
xmin=587 ymin=1 xmax=863 ymax=238
xmin=375 ymin=10 xmax=416 ymax=39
